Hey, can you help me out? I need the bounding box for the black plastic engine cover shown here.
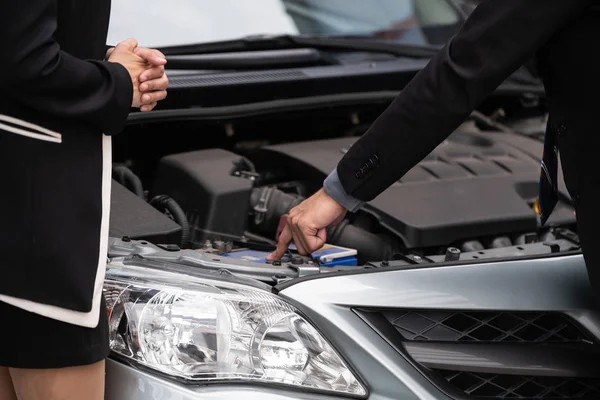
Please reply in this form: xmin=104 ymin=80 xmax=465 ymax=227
xmin=109 ymin=180 xmax=182 ymax=244
xmin=151 ymin=149 xmax=254 ymax=244
xmin=259 ymin=131 xmax=576 ymax=248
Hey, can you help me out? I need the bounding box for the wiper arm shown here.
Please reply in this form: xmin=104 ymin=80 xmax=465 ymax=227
xmin=159 ymin=34 xmax=441 ymax=59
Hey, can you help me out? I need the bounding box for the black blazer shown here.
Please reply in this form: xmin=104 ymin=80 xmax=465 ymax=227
xmin=0 ymin=0 xmax=132 ymax=327
xmin=337 ymin=0 xmax=600 ymax=294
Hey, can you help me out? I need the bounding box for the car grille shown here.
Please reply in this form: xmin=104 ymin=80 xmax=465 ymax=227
xmin=439 ymin=370 xmax=600 ymax=399
xmin=357 ymin=309 xmax=600 ymax=400
xmin=382 ymin=310 xmax=591 ymax=343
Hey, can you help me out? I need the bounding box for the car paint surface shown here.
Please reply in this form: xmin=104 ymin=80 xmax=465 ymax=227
xmin=105 ymin=360 xmax=347 ymax=400
xmin=105 ymin=253 xmax=597 ymax=399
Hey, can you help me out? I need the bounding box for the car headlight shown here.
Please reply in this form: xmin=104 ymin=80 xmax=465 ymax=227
xmin=104 ymin=263 xmax=366 ymax=397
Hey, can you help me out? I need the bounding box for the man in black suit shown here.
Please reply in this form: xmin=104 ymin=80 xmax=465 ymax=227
xmin=268 ymin=0 xmax=600 ymax=298
xmin=0 ymin=0 xmax=168 ymax=398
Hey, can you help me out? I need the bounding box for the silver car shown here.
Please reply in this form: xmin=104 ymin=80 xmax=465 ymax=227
xmin=104 ymin=1 xmax=600 ymax=399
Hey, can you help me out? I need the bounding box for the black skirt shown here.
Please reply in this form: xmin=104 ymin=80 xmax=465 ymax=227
xmin=0 ymin=296 xmax=109 ymax=368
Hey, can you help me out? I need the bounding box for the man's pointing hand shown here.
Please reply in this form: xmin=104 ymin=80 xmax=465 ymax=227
xmin=267 ymin=188 xmax=347 ymax=261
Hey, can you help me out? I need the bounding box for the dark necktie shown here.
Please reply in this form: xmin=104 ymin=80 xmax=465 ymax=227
xmin=533 ymin=123 xmax=558 ymax=226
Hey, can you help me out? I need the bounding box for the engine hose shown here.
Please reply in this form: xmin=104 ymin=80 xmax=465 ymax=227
xmin=249 ymin=187 xmax=303 ymax=235
xmin=112 ymin=165 xmax=144 ymax=198
xmin=150 ymin=195 xmax=190 ymax=248
xmin=326 ymin=219 xmax=397 ymax=263
xmin=249 ymin=187 xmax=398 ymax=263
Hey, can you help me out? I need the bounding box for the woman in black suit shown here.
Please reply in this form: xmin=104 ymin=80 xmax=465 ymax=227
xmin=0 ymin=0 xmax=168 ymax=398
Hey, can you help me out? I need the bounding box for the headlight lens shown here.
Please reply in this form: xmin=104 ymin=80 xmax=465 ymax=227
xmin=104 ymin=264 xmax=366 ymax=396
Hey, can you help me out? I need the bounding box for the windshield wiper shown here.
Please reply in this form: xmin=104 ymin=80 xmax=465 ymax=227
xmin=159 ymin=34 xmax=441 ymax=59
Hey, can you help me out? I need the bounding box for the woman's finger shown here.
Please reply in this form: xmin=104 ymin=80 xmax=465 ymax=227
xmin=139 ymin=66 xmax=165 ymax=83
xmin=134 ymin=47 xmax=167 ymax=66
xmin=140 ymin=102 xmax=157 ymax=112
xmin=140 ymin=90 xmax=167 ymax=104
xmin=140 ymin=74 xmax=168 ymax=92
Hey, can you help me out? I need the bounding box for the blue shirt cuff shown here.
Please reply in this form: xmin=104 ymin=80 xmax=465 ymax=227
xmin=323 ymin=169 xmax=365 ymax=212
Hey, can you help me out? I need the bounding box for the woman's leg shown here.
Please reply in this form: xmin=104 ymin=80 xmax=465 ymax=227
xmin=0 ymin=368 xmax=17 ymax=400
xmin=0 ymin=298 xmax=109 ymax=400
xmin=9 ymin=361 xmax=105 ymax=400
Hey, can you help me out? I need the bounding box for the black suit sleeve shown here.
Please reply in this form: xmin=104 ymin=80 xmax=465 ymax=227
xmin=0 ymin=0 xmax=133 ymax=135
xmin=337 ymin=0 xmax=591 ymax=201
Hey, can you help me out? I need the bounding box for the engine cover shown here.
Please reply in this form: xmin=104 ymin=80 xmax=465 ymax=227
xmin=109 ymin=180 xmax=182 ymax=244
xmin=260 ymin=130 xmax=576 ymax=248
xmin=151 ymin=149 xmax=255 ymax=245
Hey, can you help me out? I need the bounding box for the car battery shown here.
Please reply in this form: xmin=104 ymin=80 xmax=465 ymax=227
xmin=221 ymin=244 xmax=358 ymax=267
xmin=311 ymin=244 xmax=358 ymax=267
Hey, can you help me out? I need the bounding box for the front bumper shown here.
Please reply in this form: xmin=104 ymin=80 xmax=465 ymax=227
xmin=105 ymin=253 xmax=599 ymax=400
xmin=105 ymin=359 xmax=348 ymax=400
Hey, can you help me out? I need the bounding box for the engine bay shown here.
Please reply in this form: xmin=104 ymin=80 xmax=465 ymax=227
xmin=108 ymin=104 xmax=581 ymax=283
